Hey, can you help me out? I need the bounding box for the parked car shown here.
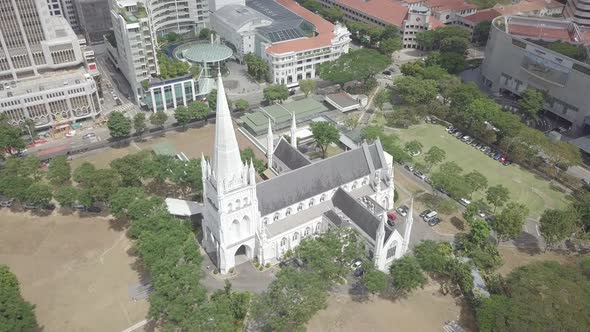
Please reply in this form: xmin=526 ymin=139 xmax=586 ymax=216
xmin=382 ymin=70 xmax=392 ymax=76
xmin=404 ymin=164 xmax=414 ymax=172
xmin=82 ymin=132 xmax=96 ymax=140
xmin=350 ymin=259 xmax=362 ymax=270
xmin=23 ymin=203 xmax=38 ymax=210
xmin=423 ymin=210 xmax=438 ymax=221
xmin=428 ymin=217 xmax=442 ymax=227
xmin=0 ymin=197 xmax=14 ymax=207
xmin=43 ymin=203 xmax=56 ymax=211
xmin=387 ymin=212 xmax=396 ymax=227
xmin=461 ymin=135 xmax=471 ymax=142
xmin=583 ymin=179 xmax=590 ymax=186
xmin=396 ymin=205 xmax=409 ymax=217
xmin=413 ymin=171 xmax=427 ymax=181
xmin=502 ymin=159 xmax=512 ymax=166
xmin=87 ymin=206 xmax=102 ymax=213
xmin=354 ymin=267 xmax=365 ymax=277
xmin=73 ymin=204 xmax=86 ymax=211
xmin=419 ymin=209 xmax=432 ymax=218
xmin=454 ymin=131 xmax=463 ymax=138
xmin=447 ymin=126 xmax=455 ymax=133
xmin=459 ymin=198 xmax=471 ymax=207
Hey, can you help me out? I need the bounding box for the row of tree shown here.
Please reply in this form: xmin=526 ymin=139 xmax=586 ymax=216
xmin=415 ymin=26 xmax=471 ymax=74
xmin=538 ymin=188 xmax=590 ymax=249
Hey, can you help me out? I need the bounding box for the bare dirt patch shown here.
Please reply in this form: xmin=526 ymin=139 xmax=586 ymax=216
xmin=497 ymin=246 xmax=574 ymax=276
xmin=0 ymin=210 xmax=148 ymax=332
xmin=308 ymin=282 xmax=476 ymax=331
xmin=71 ymin=124 xmax=266 ymax=169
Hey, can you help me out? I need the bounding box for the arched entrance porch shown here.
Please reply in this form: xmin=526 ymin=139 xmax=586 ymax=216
xmin=234 ymin=244 xmax=253 ymax=266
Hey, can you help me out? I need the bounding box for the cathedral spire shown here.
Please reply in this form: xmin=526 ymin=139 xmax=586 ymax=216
xmin=211 ymin=67 xmax=243 ymax=183
xmin=267 ymin=118 xmax=274 ymax=170
xmin=290 ymin=112 xmax=297 ymax=147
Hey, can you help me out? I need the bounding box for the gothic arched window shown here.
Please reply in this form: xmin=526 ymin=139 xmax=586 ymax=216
xmin=297 ymin=203 xmax=304 ymax=212
xmin=263 ymin=218 xmax=268 ymax=225
xmin=309 ymin=198 xmax=315 ymax=207
xmin=293 ymin=232 xmax=298 ymax=241
xmin=235 ymin=199 xmax=241 ymax=209
xmin=320 ymin=194 xmax=326 ymax=202
xmin=304 ymin=227 xmax=311 ymax=237
xmin=286 ymin=207 xmax=292 ymax=216
xmin=351 ymin=181 xmax=358 ymax=190
xmin=362 ymin=177 xmax=368 ymax=186
xmin=228 ymin=202 xmax=233 ymax=212
xmin=243 ymin=197 xmax=249 ymax=206
xmin=281 ymin=237 xmax=287 ymax=247
xmin=273 ymin=213 xmax=280 ymax=221
xmin=315 ymin=223 xmax=321 ymax=234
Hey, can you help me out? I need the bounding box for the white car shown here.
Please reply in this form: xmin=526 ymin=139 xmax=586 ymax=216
xmin=65 ymin=130 xmax=76 ymax=137
xmin=350 ymin=260 xmax=362 ymax=270
xmin=459 ymin=198 xmax=471 ymax=206
xmin=396 ymin=206 xmax=408 ymax=217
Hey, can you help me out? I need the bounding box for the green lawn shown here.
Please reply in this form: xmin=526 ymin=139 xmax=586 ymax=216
xmin=397 ymin=124 xmax=568 ymax=218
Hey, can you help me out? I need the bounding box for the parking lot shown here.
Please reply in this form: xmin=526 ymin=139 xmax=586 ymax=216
xmin=396 ymin=124 xmax=568 ymax=218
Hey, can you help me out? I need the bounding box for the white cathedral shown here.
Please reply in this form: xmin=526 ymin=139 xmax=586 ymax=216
xmin=199 ymin=72 xmax=414 ymax=274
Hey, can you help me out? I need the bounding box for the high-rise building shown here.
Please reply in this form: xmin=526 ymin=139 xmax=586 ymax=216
xmin=0 ymin=0 xmax=101 ymax=129
xmin=108 ymin=0 xmax=210 ymax=103
xmin=46 ymin=0 xmax=81 ymax=32
xmin=75 ymin=0 xmax=113 ymax=44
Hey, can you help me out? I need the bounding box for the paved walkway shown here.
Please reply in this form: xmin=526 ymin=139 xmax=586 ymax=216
xmin=199 ymin=247 xmax=277 ymax=293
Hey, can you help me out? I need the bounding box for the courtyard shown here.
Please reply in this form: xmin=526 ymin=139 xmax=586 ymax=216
xmin=0 ymin=209 xmax=148 ymax=332
xmin=395 ymin=124 xmax=568 ymax=218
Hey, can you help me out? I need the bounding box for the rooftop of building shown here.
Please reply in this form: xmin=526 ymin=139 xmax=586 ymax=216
xmin=493 ymin=0 xmax=564 ymax=15
xmin=247 ymin=0 xmax=310 ymax=43
xmin=462 ymin=8 xmax=502 ymax=25
xmin=498 ymin=15 xmax=588 ymax=45
xmin=263 ymin=0 xmax=338 ymax=54
xmin=45 ymin=16 xmax=78 ymax=40
xmin=241 ymin=98 xmax=329 ymax=135
xmin=212 ymin=4 xmax=273 ymax=31
xmin=0 ymin=67 xmax=92 ymax=100
xmin=425 ymin=0 xmax=477 ymax=13
xmin=334 ymin=0 xmax=409 ymax=27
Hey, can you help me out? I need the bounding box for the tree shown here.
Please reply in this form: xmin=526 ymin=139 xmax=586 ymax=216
xmin=0 ymin=176 xmax=31 ymax=202
xmin=389 ymin=255 xmax=427 ymax=295
xmin=424 ymin=146 xmax=446 ymax=171
xmin=544 ymin=140 xmax=582 ymax=170
xmin=234 ymin=99 xmax=249 ymax=111
xmin=157 ymin=52 xmax=190 ymax=79
xmin=486 ymin=185 xmax=510 ymax=212
xmin=546 ymin=41 xmax=588 ymax=62
xmin=493 ymin=202 xmax=529 ymax=241
xmin=54 ymin=186 xmax=79 ymax=208
xmin=299 ymin=79 xmax=317 ymax=97
xmin=404 ymin=140 xmax=423 ymax=156
xmin=473 ymin=21 xmax=492 ymax=46
xmin=110 ymin=187 xmax=149 ymax=219
xmin=394 ymin=76 xmax=438 ymax=106
xmin=73 ymin=162 xmax=96 ymax=186
xmin=438 ymin=52 xmax=466 ymax=74
xmin=251 ymin=269 xmax=328 ymax=331
xmin=188 ymin=101 xmax=209 ymax=120
xmin=539 ymin=208 xmax=578 ymax=248
xmin=21 ymin=156 xmax=42 ymax=181
xmin=469 ymin=219 xmax=491 ymax=246
xmin=401 ymin=62 xmax=425 ymax=77
xmin=240 ymin=148 xmax=265 ymax=174
xmin=24 ymin=183 xmax=52 ymax=207
xmin=150 ymin=111 xmax=168 ymax=129
xmin=379 ymin=37 xmax=403 ymax=55
xmin=310 ymin=121 xmax=339 ymax=159
xmin=318 ymin=49 xmax=390 ymax=87
xmin=519 ymin=88 xmax=545 ymax=119
xmin=477 ymin=261 xmax=590 ymax=332
xmin=416 ymin=30 xmax=436 ymax=49
xmin=374 ymin=89 xmax=391 ymax=111
xmin=263 ymin=84 xmax=289 ymax=103
xmin=174 ymin=105 xmax=192 ymax=127
xmin=133 ymin=113 xmax=147 ymax=135
xmin=0 ymin=114 xmax=26 ymax=155
xmin=0 ymin=265 xmax=38 ymax=331
xmin=107 ymin=112 xmax=131 ymax=139
xmin=47 ymin=155 xmax=71 ymax=186
xmin=440 ymin=36 xmax=469 ymax=55
xmin=361 ymin=126 xmax=384 ymax=143
xmin=463 ymin=171 xmax=488 ymax=197
xmin=321 ymin=7 xmax=343 ymax=22
xmin=110 ymin=151 xmax=151 ymax=187
xmin=362 ymin=267 xmax=389 ymax=293
xmin=244 ymin=53 xmax=269 ymax=82
xmin=413 ymin=240 xmax=452 ymax=275
xmin=21 ymin=118 xmax=36 ymax=141
xmin=199 ymin=27 xmax=212 ymax=39
xmin=88 ymin=169 xmax=121 ymax=202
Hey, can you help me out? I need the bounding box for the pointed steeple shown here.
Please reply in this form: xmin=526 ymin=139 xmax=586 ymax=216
xmin=290 ymin=112 xmax=297 ymax=147
xmin=211 ymin=67 xmax=243 ymax=184
xmin=267 ymin=118 xmax=274 ymax=170
xmin=402 ymin=197 xmax=415 ymax=254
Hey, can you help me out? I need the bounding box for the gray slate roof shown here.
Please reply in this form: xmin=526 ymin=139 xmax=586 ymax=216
xmin=273 ymin=138 xmax=311 ymax=171
xmin=212 ymin=4 xmax=271 ymax=31
xmin=256 ymin=142 xmax=385 ymax=216
xmin=332 ymin=188 xmax=392 ymax=243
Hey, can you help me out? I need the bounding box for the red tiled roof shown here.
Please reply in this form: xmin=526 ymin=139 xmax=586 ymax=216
xmin=429 ymin=16 xmax=445 ymax=29
xmin=508 ymin=24 xmax=573 ymax=42
xmin=401 ymin=0 xmax=425 ymax=3
xmin=265 ymin=0 xmax=335 ymax=55
xmin=494 ymin=0 xmax=564 ymax=15
xmin=334 ymin=0 xmax=409 ymax=27
xmin=462 ymin=8 xmax=502 ymax=24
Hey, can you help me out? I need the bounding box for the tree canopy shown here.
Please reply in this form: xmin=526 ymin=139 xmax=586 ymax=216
xmin=0 ymin=114 xmax=26 ymax=155
xmin=394 ymin=76 xmax=438 ymax=106
xmin=107 ymin=112 xmax=131 ymax=139
xmin=310 ymin=121 xmax=339 ymax=158
xmin=299 ymin=79 xmax=317 ymax=97
xmin=0 ymin=265 xmax=38 ymax=331
xmin=244 ymin=53 xmax=269 ymax=82
xmin=319 ymin=49 xmax=390 ymax=86
xmin=263 ymin=84 xmax=289 ymax=103
xmin=389 ymin=255 xmax=427 ymax=295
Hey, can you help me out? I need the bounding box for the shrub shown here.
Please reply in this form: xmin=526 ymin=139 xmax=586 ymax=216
xmin=259 ymin=266 xmax=264 ymax=271
xmin=229 ymin=267 xmax=235 ymax=274
xmin=265 ymin=263 xmax=271 ymax=268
